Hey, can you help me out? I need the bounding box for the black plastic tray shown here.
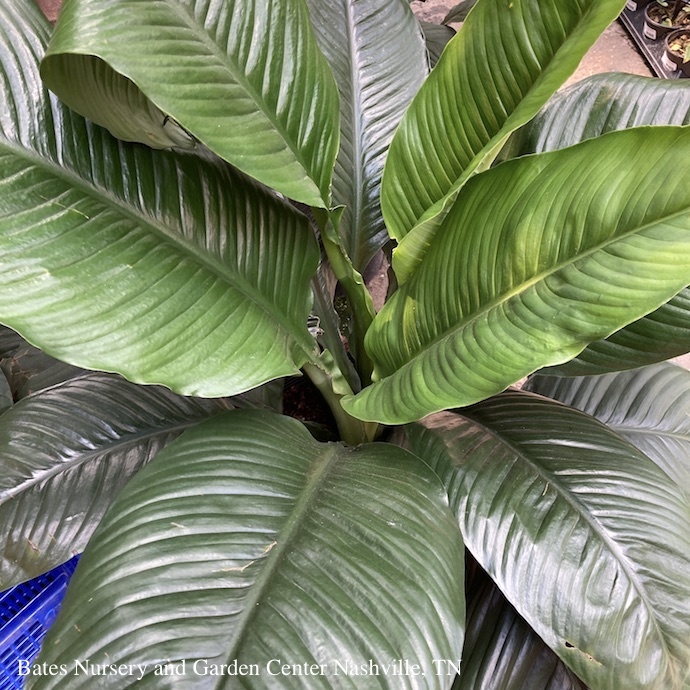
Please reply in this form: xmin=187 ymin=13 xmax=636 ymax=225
xmin=619 ymin=3 xmax=688 ymax=79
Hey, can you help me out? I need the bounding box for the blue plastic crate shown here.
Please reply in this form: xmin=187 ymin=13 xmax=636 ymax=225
xmin=0 ymin=557 xmax=79 ymax=689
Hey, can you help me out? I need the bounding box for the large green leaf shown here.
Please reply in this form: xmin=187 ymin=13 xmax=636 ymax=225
xmin=0 ymin=327 xmax=24 ymax=359
xmin=405 ymin=393 xmax=690 ymax=690
xmin=0 ymin=368 xmax=11 ymax=415
xmin=343 ymin=127 xmax=690 ymax=424
xmin=305 ymin=0 xmax=427 ymax=271
xmin=455 ymin=565 xmax=586 ymax=690
xmin=420 ymin=22 xmax=456 ymax=69
xmin=41 ymin=0 xmax=340 ymax=208
xmin=383 ymin=0 xmax=626 ymax=282
xmin=0 ymin=373 xmax=233 ymax=589
xmin=31 ymin=409 xmax=465 ymax=689
xmin=527 ymin=363 xmax=690 ymax=501
xmin=539 ymin=288 xmax=690 ymax=376
xmin=507 ymin=73 xmax=690 ymax=376
xmin=0 ymin=326 xmax=85 ymax=400
xmin=0 ymin=0 xmax=319 ymax=398
xmin=513 ymin=73 xmax=690 ymax=156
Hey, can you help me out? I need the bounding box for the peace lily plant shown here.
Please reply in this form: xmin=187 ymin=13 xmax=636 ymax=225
xmin=1 ymin=0 xmax=690 ymax=687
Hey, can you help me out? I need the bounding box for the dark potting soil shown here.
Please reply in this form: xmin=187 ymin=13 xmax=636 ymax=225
xmin=283 ymin=376 xmax=339 ymax=437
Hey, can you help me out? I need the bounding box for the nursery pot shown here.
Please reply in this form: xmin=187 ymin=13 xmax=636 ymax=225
xmin=644 ymin=2 xmax=690 ymax=40
xmin=663 ymin=28 xmax=690 ymax=74
xmin=625 ymin=0 xmax=653 ymax=12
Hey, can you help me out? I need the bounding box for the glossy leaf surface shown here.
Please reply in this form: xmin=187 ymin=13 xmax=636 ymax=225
xmin=406 ymin=393 xmax=690 ymax=690
xmin=527 ymin=363 xmax=690 ymax=500
xmin=0 ymin=0 xmax=319 ymax=398
xmin=32 ymin=410 xmax=465 ymax=689
xmin=514 ymin=72 xmax=690 ymax=155
xmin=511 ymin=73 xmax=690 ymax=376
xmin=0 ymin=326 xmax=84 ymax=400
xmin=420 ymin=22 xmax=456 ymax=68
xmin=383 ymin=0 xmax=625 ymax=282
xmin=0 ymin=370 xmax=11 ymax=414
xmin=0 ymin=373 xmax=233 ymax=588
xmin=344 ymin=127 xmax=690 ymax=424
xmin=42 ymin=0 xmax=340 ymax=207
xmin=455 ymin=567 xmax=586 ymax=690
xmin=306 ymin=0 xmax=427 ymax=270
xmin=541 ymin=288 xmax=690 ymax=376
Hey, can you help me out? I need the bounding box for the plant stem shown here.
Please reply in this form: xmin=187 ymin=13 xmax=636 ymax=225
xmin=311 ymin=263 xmax=361 ymax=393
xmin=304 ymin=362 xmax=378 ymax=445
xmin=321 ymin=235 xmax=376 ymax=384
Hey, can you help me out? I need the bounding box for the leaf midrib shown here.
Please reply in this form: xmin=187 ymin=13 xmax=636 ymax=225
xmin=219 ymin=443 xmax=341 ymax=674
xmin=0 ymin=135 xmax=314 ymax=356
xmin=385 ymin=203 xmax=690 ymax=376
xmin=1 ymin=405 xmax=206 ymax=500
xmin=615 ymin=426 xmax=690 ymax=443
xmin=344 ymin=0 xmax=365 ymax=266
xmin=455 ymin=406 xmax=672 ymax=661
xmin=398 ymin=1 xmax=614 ymax=244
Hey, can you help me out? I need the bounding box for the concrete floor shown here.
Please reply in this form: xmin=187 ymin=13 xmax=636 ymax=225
xmin=568 ymin=21 xmax=651 ymax=84
xmin=35 ymin=0 xmax=59 ymax=22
